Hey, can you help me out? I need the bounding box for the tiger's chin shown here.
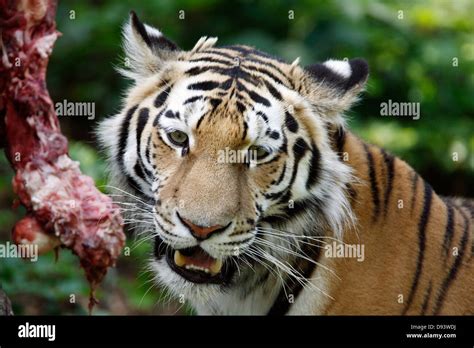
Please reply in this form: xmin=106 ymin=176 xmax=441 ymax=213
xmin=152 ymin=236 xmax=238 ymax=303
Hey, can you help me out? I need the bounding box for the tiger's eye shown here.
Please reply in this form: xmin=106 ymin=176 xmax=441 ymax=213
xmin=248 ymin=145 xmax=271 ymax=160
xmin=167 ymin=130 xmax=188 ymax=146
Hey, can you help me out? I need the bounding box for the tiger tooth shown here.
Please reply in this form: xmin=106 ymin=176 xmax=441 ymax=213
xmin=174 ymin=250 xmax=186 ymax=267
xmin=210 ymin=259 xmax=223 ymax=275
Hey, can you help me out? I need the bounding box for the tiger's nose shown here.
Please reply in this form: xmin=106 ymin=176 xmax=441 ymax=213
xmin=177 ymin=213 xmax=230 ymax=241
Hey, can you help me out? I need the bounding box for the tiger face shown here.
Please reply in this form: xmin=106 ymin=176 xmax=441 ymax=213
xmin=98 ymin=13 xmax=368 ymax=305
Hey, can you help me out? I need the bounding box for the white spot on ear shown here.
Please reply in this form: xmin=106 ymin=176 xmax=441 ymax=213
xmin=144 ymin=24 xmax=164 ymax=39
xmin=323 ymin=59 xmax=352 ymax=79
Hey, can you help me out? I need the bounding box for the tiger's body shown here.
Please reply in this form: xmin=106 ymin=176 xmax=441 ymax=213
xmin=310 ymin=132 xmax=474 ymax=315
xmin=98 ymin=13 xmax=474 ymax=315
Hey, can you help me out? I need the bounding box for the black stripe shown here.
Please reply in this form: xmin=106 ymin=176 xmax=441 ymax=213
xmin=333 ymin=127 xmax=346 ymax=159
xmin=267 ymin=237 xmax=322 ymax=315
xmin=248 ymin=90 xmax=271 ymax=106
xmin=236 ymin=101 xmax=246 ymax=113
xmin=363 ymin=144 xmax=380 ymax=220
xmin=136 ymin=108 xmax=149 ymax=145
xmin=285 ymin=112 xmax=298 ymax=133
xmin=237 ymin=80 xmax=249 ymax=93
xmin=264 ymin=187 xmax=286 ymax=201
xmin=279 ymin=131 xmax=288 ymax=154
xmin=220 ymin=236 xmax=255 ymax=246
xmin=164 ymin=110 xmax=179 ymax=119
xmin=219 ymin=46 xmax=288 ymax=78
xmin=185 ymin=64 xmax=238 ymax=77
xmin=210 ymin=98 xmax=222 ymax=109
xmin=154 ymin=86 xmax=171 ymax=108
xmin=442 ymin=202 xmax=455 ymax=260
xmin=117 ymin=105 xmax=144 ymax=194
xmin=117 ymin=105 xmax=138 ymax=166
xmin=241 ymin=48 xmax=286 ymax=68
xmin=420 ymin=281 xmax=433 ymax=315
xmin=381 ymin=149 xmax=395 ymax=217
xmin=293 ymin=138 xmax=308 ymax=160
xmin=136 ymin=108 xmax=152 ymax=180
xmin=188 ymin=81 xmax=220 ymax=91
xmin=186 ymin=46 xmax=290 ymax=87
xmin=201 ymin=49 xmax=237 ymax=61
xmin=152 ymin=109 xmax=164 ymax=127
xmin=242 ymin=121 xmax=248 ymax=140
xmin=258 ymin=154 xmax=282 ymax=167
xmin=242 ymin=64 xmax=286 ymax=86
xmin=189 ymin=57 xmax=233 ymax=65
xmin=185 ymin=66 xmax=208 ymax=76
xmin=184 ymin=96 xmax=202 ymax=105
xmin=264 ymin=80 xmax=282 ymax=100
xmin=246 ymin=52 xmax=286 ymax=68
xmin=306 ymin=143 xmax=321 ymax=189
xmin=145 ymin=135 xmax=152 ymax=167
xmin=185 ymin=63 xmax=270 ymax=91
xmin=256 ymin=111 xmax=268 ymax=123
xmin=196 ymin=115 xmax=206 ymax=130
xmin=133 ymin=161 xmax=148 ymax=182
xmin=220 ymin=78 xmax=233 ymax=91
xmin=402 ymin=181 xmax=433 ymax=315
xmin=264 ymin=138 xmax=307 ymax=202
xmin=217 ymin=66 xmax=260 ymax=85
xmin=275 ymin=163 xmax=286 ymax=185
xmin=246 ymin=55 xmax=287 ymax=74
xmin=433 ymin=208 xmax=470 ymax=314
xmin=288 ymin=138 xmax=308 ymax=189
xmin=223 ymin=45 xmax=285 ymax=62
xmin=268 ymin=131 xmax=280 ymax=140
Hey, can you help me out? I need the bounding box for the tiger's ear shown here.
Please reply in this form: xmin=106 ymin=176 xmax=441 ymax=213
xmin=304 ymin=58 xmax=368 ymax=122
xmin=119 ymin=11 xmax=180 ymax=80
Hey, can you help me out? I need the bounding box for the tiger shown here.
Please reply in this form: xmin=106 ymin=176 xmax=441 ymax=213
xmin=97 ymin=12 xmax=474 ymax=315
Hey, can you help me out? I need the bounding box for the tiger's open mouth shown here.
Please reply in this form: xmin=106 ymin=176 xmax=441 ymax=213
xmin=155 ymin=237 xmax=235 ymax=284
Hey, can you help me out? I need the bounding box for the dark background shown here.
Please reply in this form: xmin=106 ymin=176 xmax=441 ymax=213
xmin=0 ymin=0 xmax=472 ymax=315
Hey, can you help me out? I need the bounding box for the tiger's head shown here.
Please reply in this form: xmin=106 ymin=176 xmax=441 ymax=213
xmin=98 ymin=13 xmax=368 ymax=304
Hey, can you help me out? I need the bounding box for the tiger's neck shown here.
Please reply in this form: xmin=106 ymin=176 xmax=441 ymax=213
xmin=302 ymin=130 xmax=470 ymax=315
xmin=278 ymin=130 xmax=438 ymax=315
xmin=339 ymin=130 xmax=429 ymax=239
